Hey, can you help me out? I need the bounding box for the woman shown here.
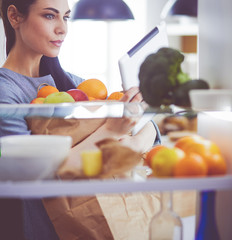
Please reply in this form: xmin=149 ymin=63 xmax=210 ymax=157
xmin=0 ymin=0 xmax=159 ymax=239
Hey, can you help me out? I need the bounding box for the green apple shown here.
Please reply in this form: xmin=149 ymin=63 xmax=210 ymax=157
xmin=44 ymin=92 xmax=75 ymax=104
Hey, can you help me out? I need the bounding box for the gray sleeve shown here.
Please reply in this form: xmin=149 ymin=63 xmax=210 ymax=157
xmin=150 ymin=119 xmax=162 ymax=146
xmin=0 ymin=78 xmax=19 ymax=104
xmin=0 ymin=118 xmax=31 ymax=137
xmin=0 ymin=78 xmax=31 ymax=136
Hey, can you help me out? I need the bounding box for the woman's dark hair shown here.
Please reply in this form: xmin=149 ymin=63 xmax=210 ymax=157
xmin=1 ymin=0 xmax=36 ymax=55
xmin=1 ymin=0 xmax=77 ymax=91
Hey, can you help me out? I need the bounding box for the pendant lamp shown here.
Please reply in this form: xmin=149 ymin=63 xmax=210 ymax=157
xmin=161 ymin=0 xmax=197 ymax=19
xmin=71 ymin=0 xmax=134 ymax=21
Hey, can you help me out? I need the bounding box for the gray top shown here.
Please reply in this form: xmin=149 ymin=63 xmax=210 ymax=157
xmin=0 ymin=68 xmax=84 ymax=136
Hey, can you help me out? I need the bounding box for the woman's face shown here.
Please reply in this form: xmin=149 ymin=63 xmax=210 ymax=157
xmin=17 ymin=0 xmax=70 ymax=58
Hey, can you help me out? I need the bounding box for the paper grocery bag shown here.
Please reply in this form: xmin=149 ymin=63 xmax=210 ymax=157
xmin=42 ymin=138 xmax=147 ymax=240
xmin=43 ymin=193 xmax=160 ymax=240
xmin=27 ymin=116 xmax=161 ymax=240
xmin=26 ymin=117 xmax=105 ymax=147
xmin=97 ymin=192 xmax=160 ymax=240
xmin=43 ymin=196 xmax=114 ymax=240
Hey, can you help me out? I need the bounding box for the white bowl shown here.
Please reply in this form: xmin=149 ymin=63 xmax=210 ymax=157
xmin=189 ymin=89 xmax=232 ymax=111
xmin=0 ymin=135 xmax=72 ymax=181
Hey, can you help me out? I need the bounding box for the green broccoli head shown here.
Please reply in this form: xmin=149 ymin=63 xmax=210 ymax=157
xmin=139 ymin=47 xmax=192 ymax=107
xmin=139 ymin=73 xmax=173 ymax=107
xmin=139 ymin=47 xmax=189 ymax=87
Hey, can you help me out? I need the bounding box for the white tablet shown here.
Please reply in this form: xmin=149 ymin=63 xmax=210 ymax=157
xmin=118 ymin=22 xmax=169 ymax=134
xmin=118 ymin=22 xmax=169 ymax=91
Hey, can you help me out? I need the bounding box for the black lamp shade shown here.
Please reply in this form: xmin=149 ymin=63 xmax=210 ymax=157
xmin=71 ymin=0 xmax=134 ymax=20
xmin=170 ymin=0 xmax=197 ymax=17
xmin=161 ymin=0 xmax=198 ymax=19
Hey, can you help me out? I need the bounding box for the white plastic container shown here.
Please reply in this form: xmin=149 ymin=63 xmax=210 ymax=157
xmin=0 ymin=135 xmax=72 ymax=181
xmin=190 ymin=89 xmax=232 ymax=112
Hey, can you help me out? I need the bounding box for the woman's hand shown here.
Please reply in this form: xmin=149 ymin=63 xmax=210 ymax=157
xmin=121 ymin=86 xmax=148 ymax=110
xmin=118 ymin=121 xmax=157 ymax=153
xmin=120 ymin=87 xmax=142 ymax=102
xmin=103 ymin=87 xmax=145 ymax=136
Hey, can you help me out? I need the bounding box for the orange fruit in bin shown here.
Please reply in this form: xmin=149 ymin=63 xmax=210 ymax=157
xmin=37 ymin=84 xmax=59 ymax=98
xmin=174 ymin=152 xmax=208 ymax=177
xmin=175 ymin=135 xmax=219 ymax=164
xmin=204 ymin=153 xmax=227 ymax=176
xmin=107 ymin=91 xmax=124 ymax=100
xmin=145 ymin=145 xmax=166 ymax=167
xmin=77 ymin=79 xmax=108 ymax=100
xmin=175 ymin=135 xmax=227 ymax=176
xmin=174 ymin=135 xmax=204 ymax=152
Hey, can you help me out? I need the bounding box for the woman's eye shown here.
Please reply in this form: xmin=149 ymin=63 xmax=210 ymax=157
xmin=44 ymin=14 xmax=55 ymax=20
xmin=64 ymin=15 xmax=70 ymax=21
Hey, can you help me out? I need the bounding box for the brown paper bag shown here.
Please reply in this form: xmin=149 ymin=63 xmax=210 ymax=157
xmin=43 ymin=192 xmax=161 ymax=240
xmin=97 ymin=193 xmax=160 ymax=240
xmin=41 ymin=137 xmax=162 ymax=240
xmin=27 ymin=116 xmax=157 ymax=240
xmin=43 ymin=196 xmax=114 ymax=240
xmin=26 ymin=117 xmax=105 ymax=147
xmin=42 ymin=137 xmax=152 ymax=240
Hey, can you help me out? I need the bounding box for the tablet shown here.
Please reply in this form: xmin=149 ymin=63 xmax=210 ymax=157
xmin=118 ymin=22 xmax=169 ymax=134
xmin=118 ymin=22 xmax=169 ymax=91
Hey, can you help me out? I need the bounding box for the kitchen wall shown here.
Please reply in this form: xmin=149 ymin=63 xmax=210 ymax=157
xmin=198 ymin=0 xmax=232 ymax=89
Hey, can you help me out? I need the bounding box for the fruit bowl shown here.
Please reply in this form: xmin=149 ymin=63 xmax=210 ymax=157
xmin=0 ymin=135 xmax=72 ymax=181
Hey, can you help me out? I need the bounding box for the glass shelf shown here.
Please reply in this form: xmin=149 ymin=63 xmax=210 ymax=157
xmin=0 ymin=175 xmax=232 ymax=199
xmin=0 ymin=101 xmax=145 ymax=119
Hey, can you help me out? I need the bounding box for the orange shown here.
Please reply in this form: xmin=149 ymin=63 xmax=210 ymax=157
xmin=175 ymin=136 xmax=219 ymax=160
xmin=174 ymin=152 xmax=208 ymax=177
xmin=107 ymin=91 xmax=124 ymax=100
xmin=145 ymin=145 xmax=166 ymax=167
xmin=77 ymin=79 xmax=108 ymax=100
xmin=175 ymin=135 xmax=227 ymax=176
xmin=88 ymin=96 xmax=97 ymax=101
xmin=37 ymin=84 xmax=59 ymax=98
xmin=30 ymin=97 xmax=45 ymax=104
xmin=174 ymin=135 xmax=204 ymax=152
xmin=204 ymin=153 xmax=227 ymax=176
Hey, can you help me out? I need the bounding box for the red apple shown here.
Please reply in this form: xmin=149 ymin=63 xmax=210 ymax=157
xmin=67 ymin=89 xmax=89 ymax=101
xmin=30 ymin=97 xmax=45 ymax=104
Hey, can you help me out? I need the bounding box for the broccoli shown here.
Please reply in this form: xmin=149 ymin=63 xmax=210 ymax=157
xmin=139 ymin=47 xmax=209 ymax=107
